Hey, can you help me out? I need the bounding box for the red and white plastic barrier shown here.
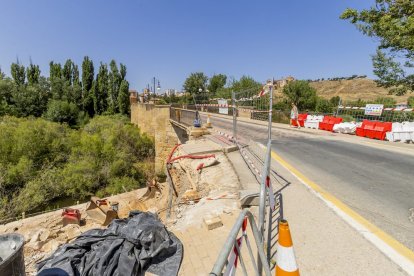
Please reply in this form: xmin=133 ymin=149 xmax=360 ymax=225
xmin=304 ymin=115 xmax=324 ymax=129
xmin=386 ymin=122 xmax=414 ymax=143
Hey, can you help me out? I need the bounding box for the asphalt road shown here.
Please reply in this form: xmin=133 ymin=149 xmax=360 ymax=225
xmin=203 ymin=114 xmax=414 ymax=251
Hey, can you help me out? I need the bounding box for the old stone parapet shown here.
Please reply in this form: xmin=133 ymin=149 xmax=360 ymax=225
xmin=130 ymin=103 xmax=187 ymax=173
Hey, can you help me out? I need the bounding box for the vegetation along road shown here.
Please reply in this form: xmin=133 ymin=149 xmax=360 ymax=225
xmin=204 ymin=114 xmax=414 ymax=252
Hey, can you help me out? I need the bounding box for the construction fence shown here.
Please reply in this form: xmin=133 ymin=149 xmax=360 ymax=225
xmin=172 ymin=96 xmax=413 ymax=125
xmin=336 ymin=98 xmax=414 ymax=123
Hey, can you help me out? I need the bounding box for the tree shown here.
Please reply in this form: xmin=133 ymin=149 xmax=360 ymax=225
xmin=95 ymin=63 xmax=109 ymax=114
xmin=72 ymin=64 xmax=80 ymax=86
xmin=316 ymin=98 xmax=334 ymax=113
xmin=11 ymin=82 xmax=49 ymax=117
xmin=0 ymin=67 xmax=5 ymax=80
xmin=81 ymin=56 xmax=95 ymax=115
xmin=82 ymin=57 xmax=94 ymax=92
xmin=49 ymin=62 xmax=62 ymax=80
xmin=215 ymin=75 xmax=262 ymax=99
xmin=341 ymin=1 xmax=414 ymax=94
xmin=27 ymin=63 xmax=41 ymax=85
xmin=232 ymin=76 xmax=262 ymax=92
xmin=282 ymin=80 xmax=317 ymax=111
xmin=208 ymin=74 xmax=227 ymax=96
xmin=0 ymin=79 xmax=15 ymax=115
xmin=330 ymin=96 xmax=341 ymax=106
xmin=11 ymin=62 xmax=25 ymax=86
xmin=120 ymin=63 xmax=127 ymax=80
xmin=118 ymin=80 xmax=130 ymax=115
xmin=183 ymin=72 xmax=208 ymax=95
xmin=62 ymin=59 xmax=74 ymax=85
xmin=43 ymin=100 xmax=79 ymax=126
xmin=108 ymin=60 xmax=121 ymax=113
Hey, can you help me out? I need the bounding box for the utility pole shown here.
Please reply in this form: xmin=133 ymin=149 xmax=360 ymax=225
xmin=232 ymin=91 xmax=237 ymax=142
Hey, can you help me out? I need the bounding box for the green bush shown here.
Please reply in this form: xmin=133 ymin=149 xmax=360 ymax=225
xmin=0 ymin=115 xmax=154 ymax=219
xmin=338 ymin=114 xmax=355 ymax=122
xmin=44 ymin=100 xmax=79 ymax=126
xmin=408 ymin=96 xmax=414 ymax=108
xmin=316 ymin=97 xmax=334 ymax=114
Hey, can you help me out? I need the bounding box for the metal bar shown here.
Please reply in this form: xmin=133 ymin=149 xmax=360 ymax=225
xmin=248 ymin=211 xmax=272 ymax=276
xmin=234 ymin=239 xmax=248 ymax=276
xmin=259 ymin=81 xmax=274 ymax=273
xmin=209 ymin=209 xmax=271 ymax=276
xmin=244 ymin=235 xmax=260 ymax=275
xmin=258 ymin=138 xmax=272 ymax=273
xmin=267 ymin=206 xmax=272 ymax=263
xmin=279 ymin=193 xmax=284 ymax=220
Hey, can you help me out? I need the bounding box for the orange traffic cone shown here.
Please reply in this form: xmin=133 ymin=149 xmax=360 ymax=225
xmin=206 ymin=114 xmax=212 ymax=128
xmin=276 ymin=219 xmax=299 ymax=275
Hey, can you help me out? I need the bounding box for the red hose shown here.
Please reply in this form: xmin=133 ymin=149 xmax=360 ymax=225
xmin=169 ymin=154 xmax=215 ymax=163
xmin=166 ymin=144 xmax=181 ymax=164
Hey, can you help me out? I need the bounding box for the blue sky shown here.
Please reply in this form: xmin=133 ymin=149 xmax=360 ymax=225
xmin=0 ymin=0 xmax=378 ymax=92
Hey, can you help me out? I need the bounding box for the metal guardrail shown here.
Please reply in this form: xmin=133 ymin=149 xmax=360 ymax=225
xmin=209 ymin=209 xmax=272 ymax=276
xmin=170 ymin=107 xmax=197 ymax=127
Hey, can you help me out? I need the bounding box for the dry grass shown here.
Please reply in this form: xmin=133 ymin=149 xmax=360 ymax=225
xmin=309 ymin=78 xmax=410 ymax=103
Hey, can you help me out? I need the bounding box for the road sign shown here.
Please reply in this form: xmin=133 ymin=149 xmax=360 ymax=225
xmin=218 ymin=99 xmax=229 ymax=115
xmin=365 ymin=104 xmax=384 ymax=116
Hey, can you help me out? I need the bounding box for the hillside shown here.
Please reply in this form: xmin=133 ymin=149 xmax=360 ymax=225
xmin=309 ymin=78 xmax=410 ymax=103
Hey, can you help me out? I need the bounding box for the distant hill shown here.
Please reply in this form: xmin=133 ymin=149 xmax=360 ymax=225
xmin=309 ymin=78 xmax=410 ymax=104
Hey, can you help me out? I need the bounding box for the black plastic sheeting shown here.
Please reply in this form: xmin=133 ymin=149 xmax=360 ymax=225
xmin=37 ymin=211 xmax=183 ymax=276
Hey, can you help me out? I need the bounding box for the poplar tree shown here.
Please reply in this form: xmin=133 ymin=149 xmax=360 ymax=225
xmin=81 ymin=56 xmax=95 ymax=115
xmin=27 ymin=63 xmax=41 ymax=85
xmin=11 ymin=62 xmax=26 ymax=86
xmin=108 ymin=60 xmax=121 ymax=113
xmin=81 ymin=57 xmax=94 ymax=92
xmin=62 ymin=59 xmax=73 ymax=85
xmin=72 ymin=64 xmax=80 ymax=86
xmin=95 ymin=63 xmax=109 ymax=114
xmin=118 ymin=79 xmax=130 ymax=115
xmin=49 ymin=62 xmax=62 ymax=80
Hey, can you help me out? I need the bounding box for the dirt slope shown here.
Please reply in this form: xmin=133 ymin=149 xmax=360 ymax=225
xmin=309 ymin=78 xmax=410 ymax=103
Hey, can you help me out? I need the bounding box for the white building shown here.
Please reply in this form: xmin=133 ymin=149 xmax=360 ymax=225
xmin=164 ymin=89 xmax=176 ymax=97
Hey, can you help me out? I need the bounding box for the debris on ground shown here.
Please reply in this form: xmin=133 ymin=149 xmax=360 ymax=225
xmin=37 ymin=211 xmax=183 ymax=276
xmin=0 ymin=135 xmax=242 ymax=275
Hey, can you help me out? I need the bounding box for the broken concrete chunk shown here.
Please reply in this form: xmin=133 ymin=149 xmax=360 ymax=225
xmin=30 ymin=230 xmax=41 ymax=243
xmin=61 ymin=224 xmax=81 ymax=241
xmin=41 ymin=240 xmax=64 ymax=253
xmin=182 ymin=189 xmax=200 ymax=202
xmin=26 ymin=240 xmax=45 ymax=251
xmin=203 ymin=215 xmax=223 ymax=230
xmin=147 ymin=207 xmax=158 ymax=214
xmin=39 ymin=229 xmax=51 ymax=242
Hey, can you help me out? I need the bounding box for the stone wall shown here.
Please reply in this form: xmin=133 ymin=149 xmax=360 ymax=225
xmin=130 ymin=103 xmax=186 ymax=173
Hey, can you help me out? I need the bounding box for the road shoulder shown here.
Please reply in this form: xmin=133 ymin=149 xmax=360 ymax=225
xmin=256 ymin=142 xmax=414 ymax=275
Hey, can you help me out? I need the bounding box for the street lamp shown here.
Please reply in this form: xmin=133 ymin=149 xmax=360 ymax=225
xmin=198 ymin=88 xmax=208 ymax=104
xmin=152 ymin=77 xmax=161 ymax=95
